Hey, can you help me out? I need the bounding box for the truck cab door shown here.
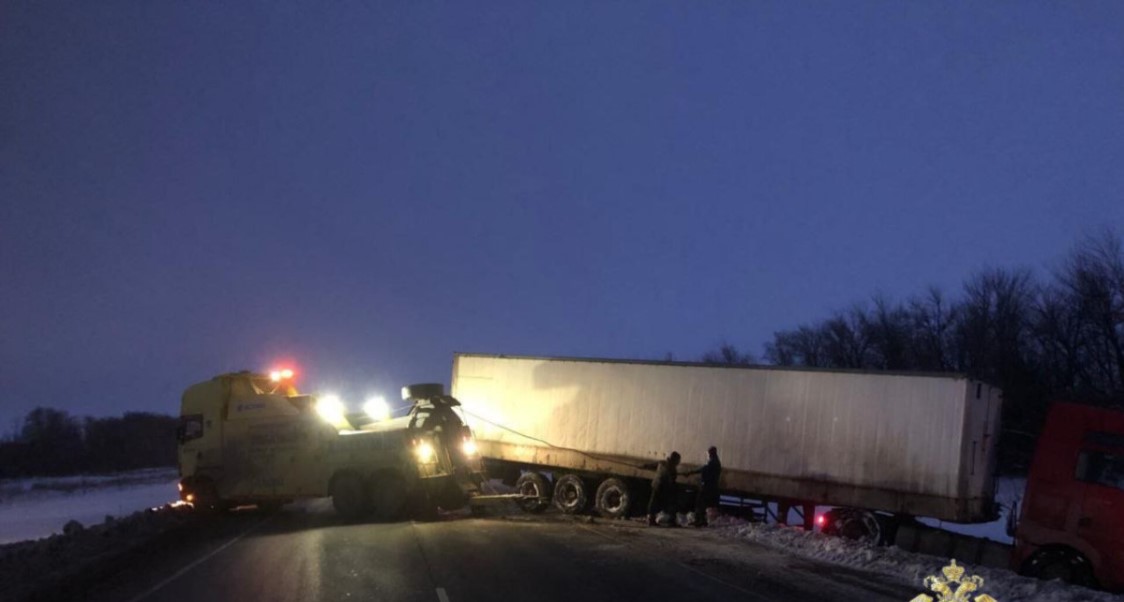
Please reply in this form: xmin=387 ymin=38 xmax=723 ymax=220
xmin=1074 ymin=429 xmax=1124 ymax=586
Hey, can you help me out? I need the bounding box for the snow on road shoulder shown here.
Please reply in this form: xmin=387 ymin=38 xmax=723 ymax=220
xmin=710 ymin=517 xmax=1116 ymax=602
xmin=0 ymin=503 xmax=197 ymax=602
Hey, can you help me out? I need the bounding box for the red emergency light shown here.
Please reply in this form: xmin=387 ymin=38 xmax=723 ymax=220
xmin=269 ymin=368 xmax=296 ymax=382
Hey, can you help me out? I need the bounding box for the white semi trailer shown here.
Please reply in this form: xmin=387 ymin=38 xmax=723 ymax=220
xmin=451 ymin=353 xmax=1003 ymax=538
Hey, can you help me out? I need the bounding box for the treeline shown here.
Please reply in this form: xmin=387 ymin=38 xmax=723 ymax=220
xmin=708 ymin=230 xmax=1124 ymax=473
xmin=0 ymin=408 xmax=178 ymax=478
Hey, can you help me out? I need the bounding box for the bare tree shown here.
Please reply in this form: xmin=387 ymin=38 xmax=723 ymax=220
xmin=864 ymin=295 xmax=913 ymax=370
xmin=1057 ymin=230 xmax=1124 ymax=396
xmin=701 ymin=342 xmax=755 ymax=365
xmin=908 ymin=287 xmax=959 ymax=371
xmin=765 ymin=325 xmax=828 ymax=367
xmin=820 ymin=305 xmax=873 ymax=369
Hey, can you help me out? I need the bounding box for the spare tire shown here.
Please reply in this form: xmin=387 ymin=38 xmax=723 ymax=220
xmin=594 ymin=478 xmax=632 ymax=519
xmin=553 ymin=474 xmax=590 ymax=515
xmin=514 ymin=472 xmax=552 ymax=513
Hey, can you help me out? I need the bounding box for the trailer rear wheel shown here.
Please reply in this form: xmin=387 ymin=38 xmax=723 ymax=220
xmin=553 ymin=474 xmax=590 ymax=515
xmin=594 ymin=478 xmax=632 ymax=519
xmin=822 ymin=508 xmax=882 ymax=544
xmin=371 ymin=473 xmax=408 ymax=521
xmin=515 ymin=472 xmax=552 ymax=513
xmin=332 ymin=473 xmax=371 ymax=520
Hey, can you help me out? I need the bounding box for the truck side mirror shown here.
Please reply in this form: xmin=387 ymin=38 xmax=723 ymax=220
xmin=1005 ymin=500 xmax=1019 ymax=537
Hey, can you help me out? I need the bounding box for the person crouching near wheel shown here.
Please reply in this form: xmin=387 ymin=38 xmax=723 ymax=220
xmin=647 ymin=451 xmax=681 ymax=527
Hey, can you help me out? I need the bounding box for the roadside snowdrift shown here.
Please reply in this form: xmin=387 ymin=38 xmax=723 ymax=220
xmin=712 ymin=518 xmax=1117 ymax=602
xmin=0 ymin=468 xmax=179 ymax=544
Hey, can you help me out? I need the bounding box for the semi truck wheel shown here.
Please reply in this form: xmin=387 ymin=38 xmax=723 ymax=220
xmin=553 ymin=474 xmax=590 ymax=514
xmin=1022 ymin=547 xmax=1097 ymax=588
xmin=332 ymin=473 xmax=371 ymax=520
xmin=370 ymin=474 xmax=408 ymax=521
xmin=514 ymin=472 xmax=552 ymax=513
xmin=594 ymin=478 xmax=632 ymax=519
xmin=822 ymin=508 xmax=882 ymax=544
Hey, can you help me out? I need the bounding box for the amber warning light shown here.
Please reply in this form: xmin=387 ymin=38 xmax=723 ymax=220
xmin=269 ymin=368 xmax=295 ymax=382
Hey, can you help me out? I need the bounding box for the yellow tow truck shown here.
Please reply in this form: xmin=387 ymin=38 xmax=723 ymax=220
xmin=176 ymin=370 xmax=486 ymax=519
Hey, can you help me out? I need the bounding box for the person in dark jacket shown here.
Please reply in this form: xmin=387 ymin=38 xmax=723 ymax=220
xmin=647 ymin=451 xmax=681 ymax=526
xmin=685 ymin=446 xmax=721 ymax=527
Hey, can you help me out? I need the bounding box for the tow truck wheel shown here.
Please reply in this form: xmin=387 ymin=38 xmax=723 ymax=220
xmin=370 ymin=474 xmax=408 ymax=521
xmin=1023 ymin=547 xmax=1097 ymax=588
xmin=331 ymin=473 xmax=371 ymax=520
xmin=514 ymin=472 xmax=552 ymax=513
xmin=192 ymin=480 xmax=227 ymax=514
xmin=594 ymin=477 xmax=632 ymax=519
xmin=553 ymin=474 xmax=590 ymax=515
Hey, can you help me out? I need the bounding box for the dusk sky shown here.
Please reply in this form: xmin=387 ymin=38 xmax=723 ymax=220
xmin=2 ymin=2 xmax=1122 ymax=427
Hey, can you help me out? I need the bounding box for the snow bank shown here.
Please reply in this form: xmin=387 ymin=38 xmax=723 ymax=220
xmin=711 ymin=517 xmax=1116 ymax=602
xmin=0 ymin=468 xmax=179 ymax=544
xmin=0 ymin=503 xmax=196 ymax=602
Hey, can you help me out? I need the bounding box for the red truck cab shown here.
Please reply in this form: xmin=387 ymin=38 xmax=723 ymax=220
xmin=1014 ymin=402 xmax=1124 ymax=591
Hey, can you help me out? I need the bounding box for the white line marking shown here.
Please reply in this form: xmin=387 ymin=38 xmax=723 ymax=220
xmin=126 ymin=514 xmax=274 ymax=602
xmin=436 ymin=587 xmax=451 ymax=602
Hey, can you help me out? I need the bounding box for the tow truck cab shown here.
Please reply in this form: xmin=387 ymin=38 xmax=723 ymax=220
xmin=1014 ymin=402 xmax=1124 ymax=591
xmin=176 ymin=372 xmax=483 ymax=518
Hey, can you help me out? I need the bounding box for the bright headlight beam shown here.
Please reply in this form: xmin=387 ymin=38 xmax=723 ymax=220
xmin=462 ymin=438 xmax=478 ymax=457
xmin=316 ymin=394 xmax=346 ymax=424
xmin=364 ymin=396 xmax=390 ymax=421
xmin=414 ymin=440 xmax=435 ymax=463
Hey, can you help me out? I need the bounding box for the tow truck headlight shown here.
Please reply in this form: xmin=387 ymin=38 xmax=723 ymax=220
xmin=462 ymin=438 xmax=478 ymax=457
xmin=316 ymin=395 xmax=346 ymax=424
xmin=414 ymin=440 xmax=436 ymax=463
xmin=364 ymin=396 xmax=390 ymax=421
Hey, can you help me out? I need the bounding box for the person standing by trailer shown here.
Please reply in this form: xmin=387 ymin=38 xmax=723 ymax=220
xmin=685 ymin=446 xmax=721 ymax=527
xmin=647 ymin=451 xmax=682 ymax=526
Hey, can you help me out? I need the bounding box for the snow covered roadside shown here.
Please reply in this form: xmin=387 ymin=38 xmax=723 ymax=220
xmin=708 ymin=516 xmax=1116 ymax=602
xmin=0 ymin=503 xmax=198 ymax=602
xmin=0 ymin=468 xmax=179 ymax=544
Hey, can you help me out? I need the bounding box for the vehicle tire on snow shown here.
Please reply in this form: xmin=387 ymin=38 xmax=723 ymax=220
xmin=594 ymin=477 xmax=632 ymax=519
xmin=192 ymin=480 xmax=227 ymax=514
xmin=514 ymin=472 xmax=552 ymax=513
xmin=1022 ymin=547 xmax=1097 ymax=588
xmin=332 ymin=473 xmax=371 ymax=520
xmin=822 ymin=508 xmax=883 ymax=544
xmin=553 ymin=474 xmax=590 ymax=515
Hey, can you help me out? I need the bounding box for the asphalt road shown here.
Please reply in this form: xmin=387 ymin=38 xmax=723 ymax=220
xmin=86 ymin=501 xmax=920 ymax=602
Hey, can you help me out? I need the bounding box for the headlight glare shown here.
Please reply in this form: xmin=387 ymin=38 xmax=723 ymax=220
xmin=316 ymin=395 xmax=346 ymax=424
xmin=364 ymin=396 xmax=390 ymax=421
xmin=415 ymin=440 xmax=436 ymax=463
